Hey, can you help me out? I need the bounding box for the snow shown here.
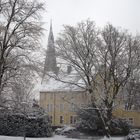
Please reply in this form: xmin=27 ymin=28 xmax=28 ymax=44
xmin=0 ymin=135 xmax=79 ymax=140
xmin=39 ymin=54 xmax=87 ymax=92
xmin=100 ymin=136 xmax=125 ymax=140
xmin=61 ymin=126 xmax=76 ymax=132
xmin=40 ymin=72 xmax=85 ymax=92
xmin=0 ymin=135 xmax=125 ymax=140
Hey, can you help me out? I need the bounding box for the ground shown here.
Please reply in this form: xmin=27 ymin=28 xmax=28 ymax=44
xmin=0 ymin=135 xmax=125 ymax=140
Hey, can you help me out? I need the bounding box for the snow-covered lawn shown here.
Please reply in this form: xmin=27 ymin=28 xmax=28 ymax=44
xmin=0 ymin=135 xmax=126 ymax=140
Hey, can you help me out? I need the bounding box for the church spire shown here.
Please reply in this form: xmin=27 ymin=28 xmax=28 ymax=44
xmin=42 ymin=22 xmax=57 ymax=80
xmin=48 ymin=20 xmax=54 ymax=46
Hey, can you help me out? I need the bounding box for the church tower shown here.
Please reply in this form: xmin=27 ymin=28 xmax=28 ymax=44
xmin=43 ymin=22 xmax=57 ymax=79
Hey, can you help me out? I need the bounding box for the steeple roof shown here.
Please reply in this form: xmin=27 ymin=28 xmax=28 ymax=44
xmin=48 ymin=21 xmax=54 ymax=46
xmin=42 ymin=22 xmax=57 ymax=81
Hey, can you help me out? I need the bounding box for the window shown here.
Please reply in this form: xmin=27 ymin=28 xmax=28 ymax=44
xmin=70 ymin=104 xmax=77 ymax=112
xmin=49 ymin=116 xmax=53 ymax=124
xmin=47 ymin=104 xmax=49 ymax=111
xmin=70 ymin=116 xmax=77 ymax=124
xmin=70 ymin=116 xmax=73 ymax=124
xmin=47 ymin=104 xmax=53 ymax=112
xmin=50 ymin=94 xmax=53 ymax=99
xmin=128 ymin=118 xmax=134 ymax=125
xmin=60 ymin=116 xmax=64 ymax=124
xmin=74 ymin=116 xmax=77 ymax=124
xmin=60 ymin=104 xmax=64 ymax=112
xmin=50 ymin=104 xmax=53 ymax=112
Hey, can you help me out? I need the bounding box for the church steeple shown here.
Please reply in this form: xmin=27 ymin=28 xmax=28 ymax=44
xmin=43 ymin=22 xmax=57 ymax=80
xmin=48 ymin=20 xmax=54 ymax=46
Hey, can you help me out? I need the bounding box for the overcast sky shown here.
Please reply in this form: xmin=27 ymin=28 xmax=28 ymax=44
xmin=42 ymin=0 xmax=140 ymax=46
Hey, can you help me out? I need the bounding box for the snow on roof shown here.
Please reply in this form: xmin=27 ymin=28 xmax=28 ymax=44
xmin=40 ymin=72 xmax=85 ymax=92
xmin=40 ymin=56 xmax=86 ymax=92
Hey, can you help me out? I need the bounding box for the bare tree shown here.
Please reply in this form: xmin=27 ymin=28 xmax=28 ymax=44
xmin=98 ymin=24 xmax=140 ymax=119
xmin=125 ymin=75 xmax=140 ymax=110
xmin=10 ymin=68 xmax=35 ymax=109
xmin=0 ymin=0 xmax=45 ymax=106
xmin=0 ymin=0 xmax=8 ymax=13
xmin=56 ymin=20 xmax=140 ymax=137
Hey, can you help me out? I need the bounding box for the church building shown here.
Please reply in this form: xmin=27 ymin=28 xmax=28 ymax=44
xmin=39 ymin=23 xmax=89 ymax=127
xmin=39 ymin=23 xmax=140 ymax=128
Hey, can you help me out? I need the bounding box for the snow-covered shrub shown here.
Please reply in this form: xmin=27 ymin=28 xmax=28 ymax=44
xmin=0 ymin=113 xmax=25 ymax=136
xmin=25 ymin=117 xmax=52 ymax=137
xmin=76 ymin=105 xmax=130 ymax=136
xmin=76 ymin=105 xmax=102 ymax=134
xmin=108 ymin=118 xmax=130 ymax=135
xmin=0 ymin=109 xmax=53 ymax=137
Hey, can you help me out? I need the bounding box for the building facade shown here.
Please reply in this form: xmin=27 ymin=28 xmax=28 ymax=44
xmin=39 ymin=23 xmax=140 ymax=128
xmin=40 ymin=23 xmax=89 ymax=126
xmin=40 ymin=91 xmax=90 ymax=126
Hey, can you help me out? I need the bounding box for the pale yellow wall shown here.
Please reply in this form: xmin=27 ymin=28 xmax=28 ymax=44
xmin=40 ymin=91 xmax=89 ymax=126
xmin=113 ymin=109 xmax=140 ymax=128
xmin=40 ymin=90 xmax=140 ymax=128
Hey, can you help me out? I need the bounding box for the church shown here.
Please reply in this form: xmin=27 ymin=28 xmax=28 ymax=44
xmin=39 ymin=23 xmax=140 ymax=128
xmin=39 ymin=23 xmax=89 ymax=127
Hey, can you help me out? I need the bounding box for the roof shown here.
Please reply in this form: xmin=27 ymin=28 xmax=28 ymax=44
xmin=40 ymin=71 xmax=85 ymax=92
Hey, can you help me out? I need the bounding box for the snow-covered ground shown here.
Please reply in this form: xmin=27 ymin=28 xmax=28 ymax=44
xmin=0 ymin=135 xmax=125 ymax=140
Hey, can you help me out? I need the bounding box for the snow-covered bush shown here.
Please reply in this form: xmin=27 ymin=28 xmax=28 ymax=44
xmin=25 ymin=117 xmax=52 ymax=137
xmin=108 ymin=118 xmax=130 ymax=135
xmin=76 ymin=105 xmax=130 ymax=136
xmin=76 ymin=105 xmax=102 ymax=134
xmin=0 ymin=113 xmax=25 ymax=136
xmin=0 ymin=109 xmax=53 ymax=137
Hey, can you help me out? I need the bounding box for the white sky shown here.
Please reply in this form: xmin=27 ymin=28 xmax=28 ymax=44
xmin=41 ymin=0 xmax=140 ymax=46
